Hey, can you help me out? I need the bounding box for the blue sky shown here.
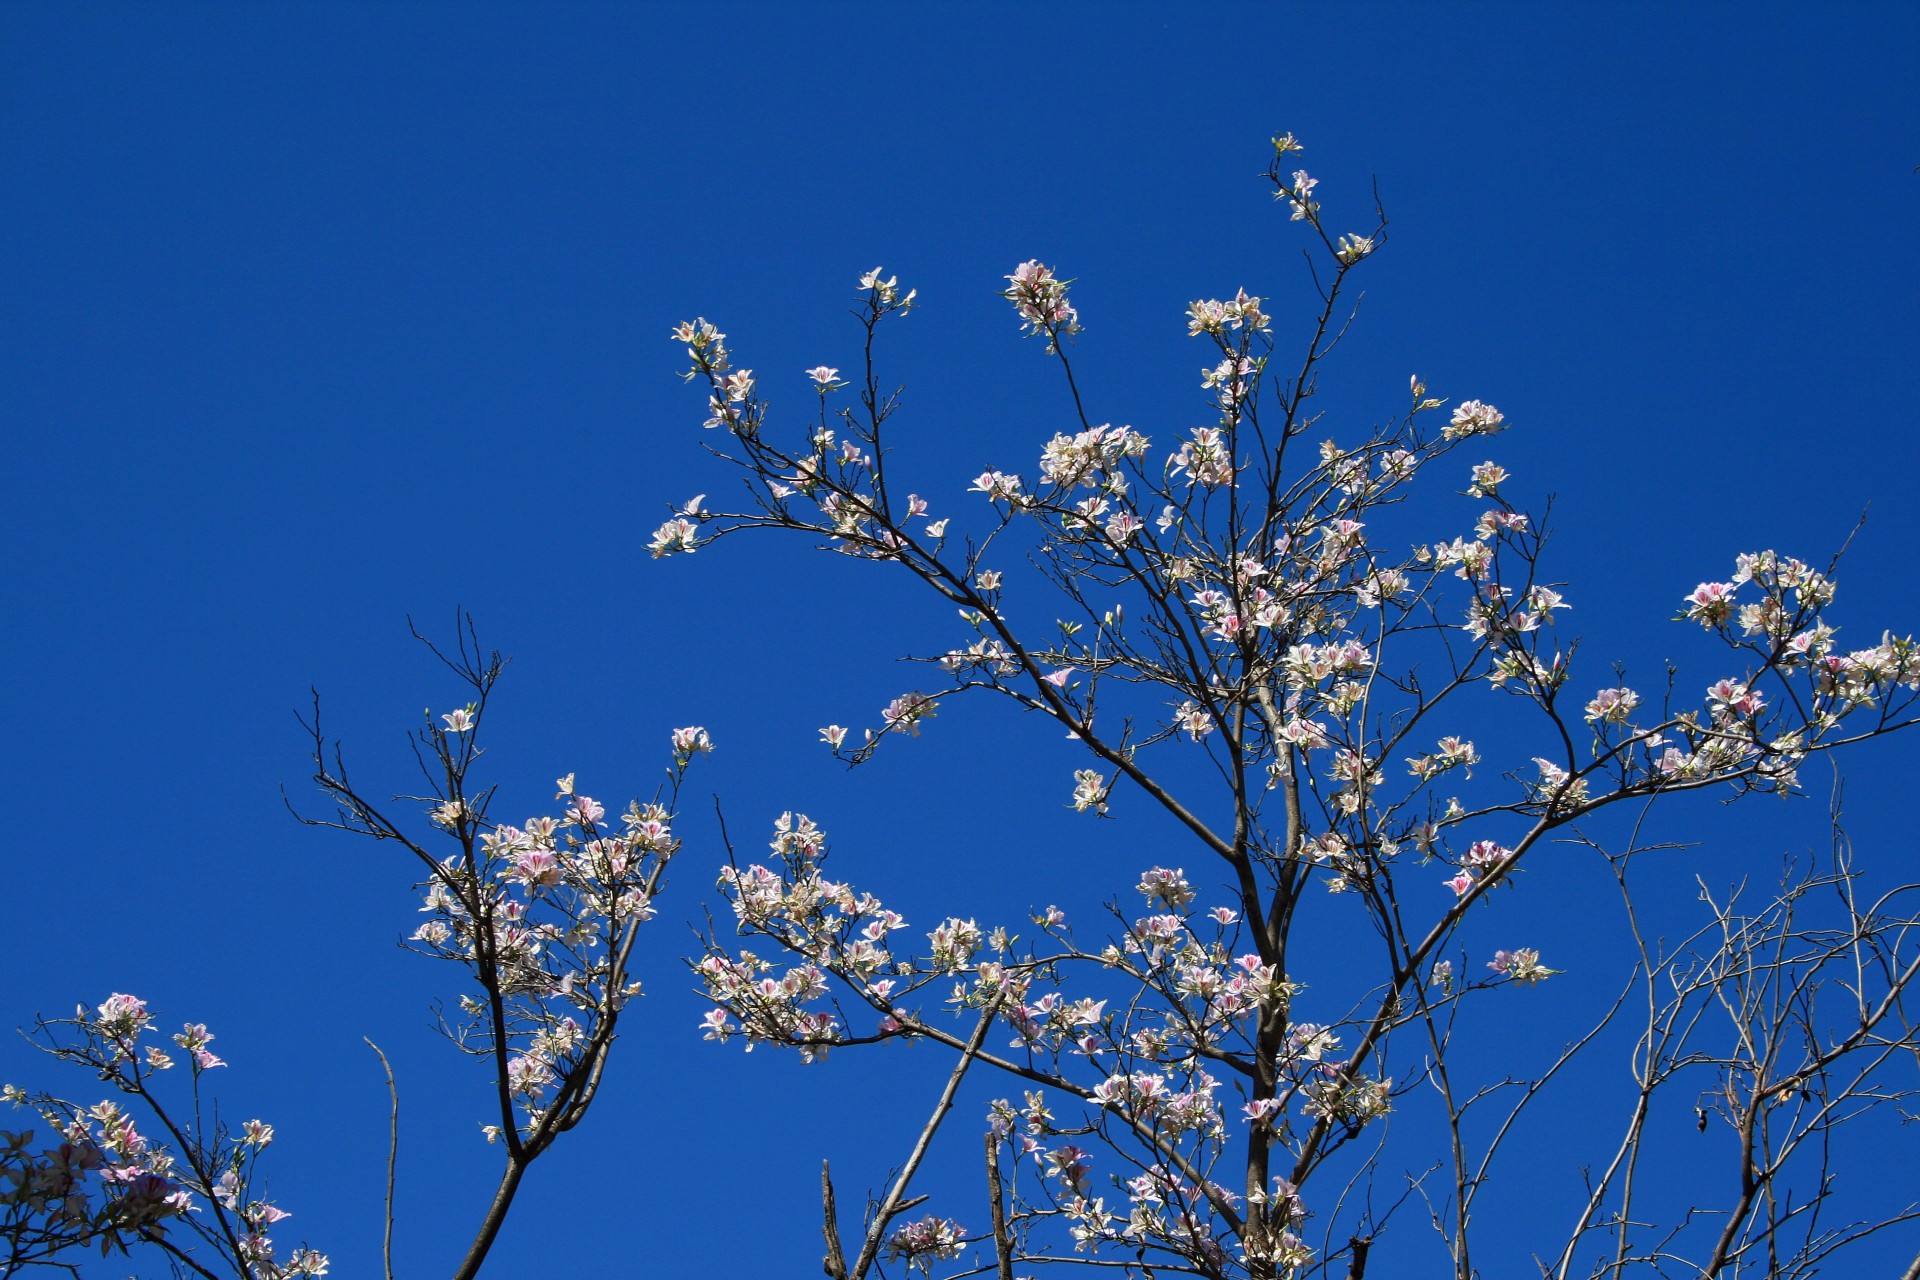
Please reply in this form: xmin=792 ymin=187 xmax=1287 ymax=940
xmin=4 ymin=4 xmax=1918 ymax=1276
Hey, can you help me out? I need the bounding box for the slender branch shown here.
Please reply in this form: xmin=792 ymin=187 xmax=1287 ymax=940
xmin=986 ymin=1134 xmax=1015 ymax=1280
xmin=364 ymin=1038 xmax=400 ymax=1280
xmin=849 ymin=994 xmax=1005 ymax=1280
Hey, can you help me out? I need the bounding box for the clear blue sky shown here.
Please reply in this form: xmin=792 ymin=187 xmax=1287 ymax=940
xmin=4 ymin=4 xmax=1917 ymax=1276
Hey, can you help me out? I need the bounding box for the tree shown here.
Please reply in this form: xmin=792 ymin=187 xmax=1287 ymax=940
xmin=6 ymin=133 xmax=1918 ymax=1280
xmin=4 ymin=627 xmax=712 ymax=1280
xmin=661 ymin=135 xmax=1920 ymax=1279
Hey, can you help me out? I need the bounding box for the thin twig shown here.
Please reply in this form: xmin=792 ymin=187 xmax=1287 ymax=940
xmin=364 ymin=1038 xmax=400 ymax=1280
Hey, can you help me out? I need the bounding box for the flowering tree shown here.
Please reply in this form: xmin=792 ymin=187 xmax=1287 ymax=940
xmin=3 ymin=996 xmax=329 ymax=1280
xmin=658 ymin=135 xmax=1920 ymax=1279
xmin=4 ymin=625 xmax=711 ymax=1278
xmin=7 ymin=135 xmax=1919 ymax=1280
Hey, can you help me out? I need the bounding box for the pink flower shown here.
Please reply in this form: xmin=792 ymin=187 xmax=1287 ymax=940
xmin=96 ymin=993 xmax=151 ymax=1037
xmin=1489 ymin=948 xmax=1558 ymax=983
xmin=885 ymin=1215 xmax=967 ymax=1264
xmin=648 ymin=516 xmax=700 ymax=558
xmin=1243 ymin=1098 xmax=1284 ymax=1123
xmin=1585 ymin=686 xmax=1640 ymax=725
xmin=511 ymin=848 xmax=562 ymax=888
xmin=1444 ymin=871 xmax=1476 ymax=897
xmin=1106 ymin=510 xmax=1144 ymax=544
xmin=1174 ymin=700 xmax=1215 ymax=741
xmin=1444 ymin=400 xmax=1506 ymax=441
xmin=1684 ymin=581 xmax=1738 ymax=626
xmin=969 ymin=470 xmax=1023 ymax=502
xmin=1003 ymin=260 xmax=1079 ymax=343
xmin=881 ymin=693 xmax=936 ymax=735
xmin=1706 ymin=679 xmax=1766 ymax=718
xmin=1284 ymin=170 xmax=1320 ymax=221
xmin=1462 ymin=840 xmax=1511 ymax=869
xmin=671 ymin=725 xmax=713 ymax=757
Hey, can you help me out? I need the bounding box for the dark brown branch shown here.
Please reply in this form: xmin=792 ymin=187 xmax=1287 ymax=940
xmin=1346 ymin=1234 xmax=1373 ymax=1280
xmin=449 ymin=1157 xmax=525 ymax=1280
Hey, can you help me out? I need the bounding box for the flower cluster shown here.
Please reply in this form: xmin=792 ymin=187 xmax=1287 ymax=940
xmin=4 ymin=1000 xmax=327 ymax=1278
xmin=1488 ymin=947 xmax=1558 ymax=984
xmin=1407 ymin=735 xmax=1479 ymax=781
xmin=1187 ymin=289 xmax=1271 ymax=337
xmin=1443 ymin=399 xmax=1506 ymax=441
xmin=1280 ymin=168 xmax=1319 ymax=222
xmin=404 ymin=724 xmax=698 ymax=1136
xmin=881 ymin=691 xmax=938 ymax=737
xmin=1003 ymin=260 xmax=1080 ymax=350
xmin=1037 ymin=422 xmax=1150 ymax=490
xmin=885 ymin=1214 xmax=967 ymax=1272
xmin=1170 ymin=426 xmax=1234 ymax=487
xmin=1071 ymin=769 xmax=1110 ymax=814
